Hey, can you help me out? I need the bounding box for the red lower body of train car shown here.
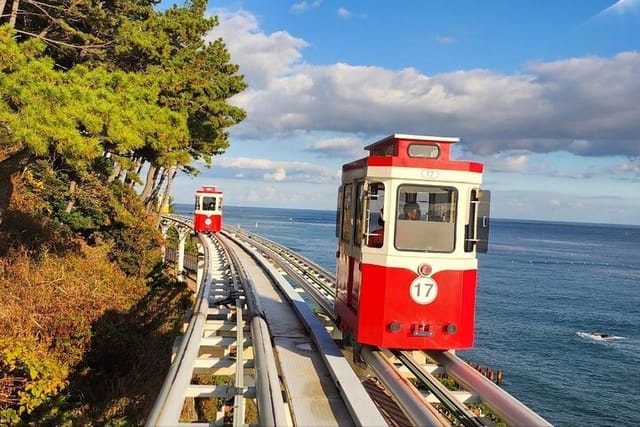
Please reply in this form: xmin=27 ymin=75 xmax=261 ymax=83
xmin=193 ymin=213 xmax=222 ymax=233
xmin=335 ymin=260 xmax=477 ymax=350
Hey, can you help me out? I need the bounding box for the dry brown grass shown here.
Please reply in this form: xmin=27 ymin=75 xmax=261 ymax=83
xmin=0 ymin=159 xmax=192 ymax=424
xmin=0 ymin=242 xmax=147 ymax=364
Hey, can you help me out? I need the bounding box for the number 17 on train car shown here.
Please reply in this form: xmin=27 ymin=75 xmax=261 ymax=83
xmin=335 ymin=134 xmax=490 ymax=352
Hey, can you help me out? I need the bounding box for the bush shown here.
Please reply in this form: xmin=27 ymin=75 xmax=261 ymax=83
xmin=0 ymin=337 xmax=68 ymax=425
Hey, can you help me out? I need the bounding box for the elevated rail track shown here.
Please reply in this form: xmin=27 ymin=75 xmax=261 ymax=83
xmin=150 ymin=215 xmax=552 ymax=426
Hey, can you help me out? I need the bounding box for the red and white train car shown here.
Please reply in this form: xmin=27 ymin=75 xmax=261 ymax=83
xmin=193 ymin=185 xmax=223 ymax=233
xmin=335 ymin=134 xmax=490 ymax=351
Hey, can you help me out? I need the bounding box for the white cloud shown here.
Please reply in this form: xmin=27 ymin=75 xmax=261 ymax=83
xmin=214 ymin=157 xmax=337 ymax=184
xmin=305 ymin=136 xmax=367 ymax=158
xmin=264 ymin=168 xmax=286 ymax=181
xmin=205 ymin=10 xmax=308 ymax=87
xmin=609 ymin=158 xmax=640 ymax=176
xmin=484 ymin=152 xmax=530 ymax=173
xmin=597 ymin=0 xmax=640 ymax=16
xmin=290 ymin=0 xmax=322 ymax=14
xmin=584 ymin=0 xmax=640 ymax=28
xmin=193 ymin=6 xmax=640 ymax=218
xmin=435 ymin=36 xmax=455 ymax=45
xmin=205 ymin=11 xmax=640 ymax=160
xmin=337 ymin=8 xmax=351 ymax=19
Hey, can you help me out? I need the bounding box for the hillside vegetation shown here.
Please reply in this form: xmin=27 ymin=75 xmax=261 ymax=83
xmin=0 ymin=1 xmax=246 ymax=424
xmin=0 ymin=161 xmax=191 ymax=425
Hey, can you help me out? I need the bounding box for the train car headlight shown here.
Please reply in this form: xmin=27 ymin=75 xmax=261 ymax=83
xmin=388 ymin=321 xmax=402 ymax=333
xmin=445 ymin=323 xmax=457 ymax=334
xmin=417 ymin=263 xmax=432 ymax=276
xmin=409 ymin=277 xmax=438 ymax=305
xmin=205 ymin=218 xmax=212 ymax=225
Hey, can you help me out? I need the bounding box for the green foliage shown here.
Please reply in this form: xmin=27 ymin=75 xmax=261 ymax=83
xmin=0 ymin=1 xmax=248 ymax=423
xmin=16 ymin=160 xmax=162 ymax=279
xmin=166 ymin=227 xmax=199 ymax=255
xmin=107 ymin=221 xmax=164 ymax=278
xmin=0 ymin=337 xmax=68 ymax=424
xmin=21 ymin=161 xmax=104 ymax=237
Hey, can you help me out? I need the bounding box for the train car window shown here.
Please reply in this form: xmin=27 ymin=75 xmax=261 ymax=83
xmin=204 ymin=197 xmax=216 ymax=210
xmin=369 ymin=141 xmax=397 ymax=156
xmin=341 ymin=184 xmax=353 ymax=243
xmin=408 ymin=143 xmax=439 ymax=159
xmin=354 ymin=182 xmax=365 ymax=247
xmin=365 ymin=182 xmax=385 ymax=248
xmin=465 ymin=189 xmax=491 ymax=253
xmin=395 ymin=185 xmax=457 ymax=252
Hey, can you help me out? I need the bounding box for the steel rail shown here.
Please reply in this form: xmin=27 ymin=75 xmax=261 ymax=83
xmin=394 ymin=350 xmax=484 ymax=427
xmin=230 ymin=229 xmax=454 ymax=425
xmin=159 ymin=218 xmax=552 ymax=427
xmin=240 ymin=232 xmax=484 ymax=427
xmin=151 ymin=215 xmax=286 ymax=426
xmin=224 ymin=229 xmax=336 ymax=317
xmin=209 ymin=235 xmax=247 ymax=427
xmin=361 ymin=347 xmax=452 ymax=427
xmin=426 ymin=350 xmax=553 ymax=427
xmin=223 ymin=231 xmax=388 ymax=427
xmin=216 ymin=233 xmax=287 ymax=427
xmin=228 ymin=226 xmax=554 ymax=427
xmin=146 ymin=232 xmax=216 ymax=426
xmin=225 ymin=226 xmax=336 ymax=299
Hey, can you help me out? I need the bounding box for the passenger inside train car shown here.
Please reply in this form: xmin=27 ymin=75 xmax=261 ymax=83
xmin=204 ymin=197 xmax=216 ymax=210
xmin=367 ymin=210 xmax=385 ymax=248
xmin=401 ymin=202 xmax=421 ymax=220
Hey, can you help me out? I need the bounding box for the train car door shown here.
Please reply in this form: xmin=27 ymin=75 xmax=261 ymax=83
xmin=363 ymin=182 xmax=386 ymax=249
xmin=336 ymin=181 xmax=366 ymax=312
xmin=336 ymin=184 xmax=354 ymax=305
xmin=350 ymin=181 xmax=366 ymax=310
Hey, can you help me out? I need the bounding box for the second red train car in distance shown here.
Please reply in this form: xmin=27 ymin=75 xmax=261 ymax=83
xmin=335 ymin=134 xmax=490 ymax=351
xmin=193 ymin=185 xmax=223 ymax=233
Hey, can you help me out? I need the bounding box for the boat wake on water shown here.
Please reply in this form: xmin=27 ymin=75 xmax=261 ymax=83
xmin=576 ymin=331 xmax=625 ymax=341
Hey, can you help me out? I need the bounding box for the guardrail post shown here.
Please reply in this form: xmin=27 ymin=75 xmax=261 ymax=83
xmin=159 ymin=219 xmax=171 ymax=263
xmin=176 ymin=226 xmax=190 ymax=282
xmin=195 ymin=240 xmax=205 ymax=294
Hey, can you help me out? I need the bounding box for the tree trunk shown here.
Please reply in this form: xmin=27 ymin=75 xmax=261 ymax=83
xmin=139 ymin=163 xmax=158 ymax=202
xmin=124 ymin=158 xmax=141 ymax=186
xmin=0 ymin=1 xmax=9 ymax=25
xmin=146 ymin=167 xmax=167 ymax=211
xmin=159 ymin=167 xmax=177 ymax=213
xmin=108 ymin=161 xmax=122 ymax=183
xmin=0 ymin=147 xmax=30 ymax=226
xmin=9 ymin=0 xmax=19 ymax=28
xmin=65 ymin=180 xmax=76 ymax=214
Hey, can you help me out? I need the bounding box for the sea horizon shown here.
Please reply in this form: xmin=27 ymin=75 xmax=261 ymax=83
xmin=175 ymin=202 xmax=640 ymax=228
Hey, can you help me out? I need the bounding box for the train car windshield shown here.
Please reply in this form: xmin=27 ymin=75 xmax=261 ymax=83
xmin=195 ymin=196 xmax=219 ymax=211
xmin=205 ymin=197 xmax=215 ymax=210
xmin=394 ymin=185 xmax=457 ymax=252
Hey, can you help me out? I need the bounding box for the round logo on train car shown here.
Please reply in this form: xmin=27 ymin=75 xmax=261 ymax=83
xmin=409 ymin=277 xmax=438 ymax=305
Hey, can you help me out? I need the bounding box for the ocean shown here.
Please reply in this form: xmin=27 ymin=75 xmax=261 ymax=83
xmin=176 ymin=204 xmax=640 ymax=426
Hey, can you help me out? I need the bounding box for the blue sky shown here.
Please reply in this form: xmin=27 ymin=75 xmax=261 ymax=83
xmin=160 ymin=1 xmax=640 ymax=225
